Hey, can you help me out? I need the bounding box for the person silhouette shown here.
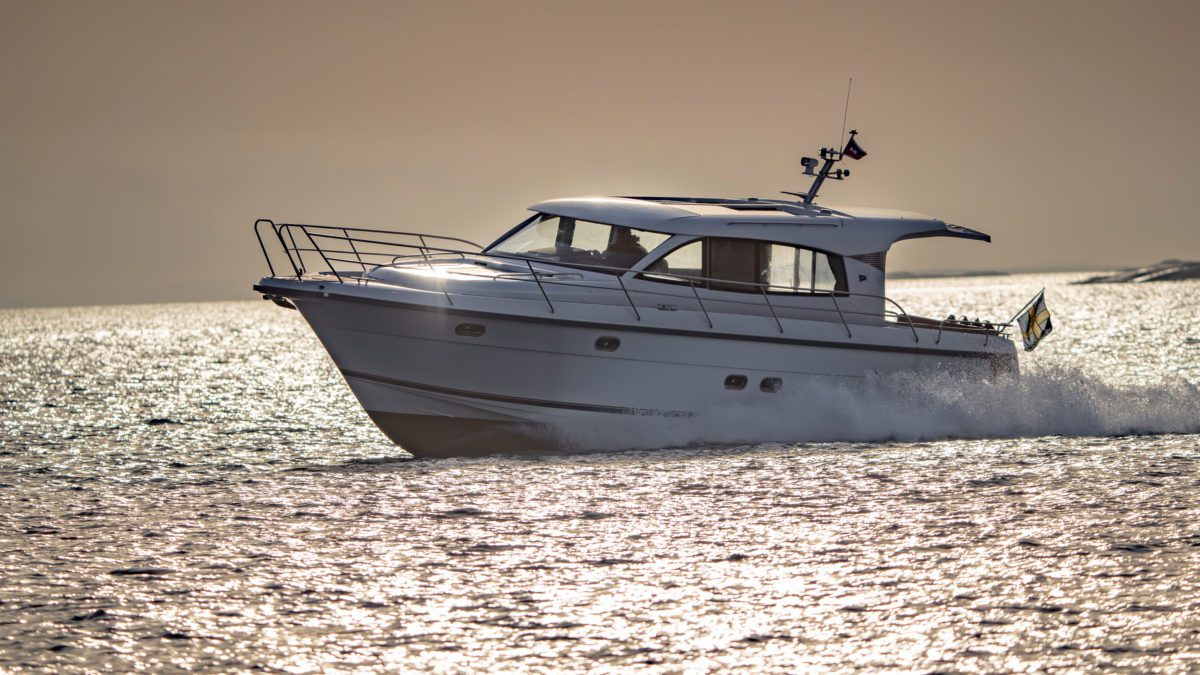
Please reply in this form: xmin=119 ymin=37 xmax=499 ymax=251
xmin=601 ymin=227 xmax=648 ymax=269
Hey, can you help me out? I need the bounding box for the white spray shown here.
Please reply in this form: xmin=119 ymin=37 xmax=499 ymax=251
xmin=545 ymin=366 xmax=1200 ymax=451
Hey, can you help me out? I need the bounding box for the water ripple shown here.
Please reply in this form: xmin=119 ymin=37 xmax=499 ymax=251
xmin=0 ymin=278 xmax=1199 ymax=671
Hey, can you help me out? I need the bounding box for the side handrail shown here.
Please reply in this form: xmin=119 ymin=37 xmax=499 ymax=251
xmin=255 ymin=219 xmax=1011 ymax=343
xmin=527 ymin=259 xmax=554 ymax=313
xmin=415 ymin=234 xmax=454 ymax=306
xmin=879 ymin=295 xmax=919 ymax=343
xmin=758 ymin=287 xmax=783 ymax=334
xmin=615 ymin=274 xmax=641 ymax=321
xmin=689 ymin=280 xmax=713 ymax=329
xmin=828 ymin=292 xmax=853 ymax=339
xmin=318 ymin=250 xmax=891 ymax=325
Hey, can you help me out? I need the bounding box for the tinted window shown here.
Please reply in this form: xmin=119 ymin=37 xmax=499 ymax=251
xmin=708 ymin=238 xmax=765 ymax=292
xmin=640 ymin=239 xmax=703 ymax=283
xmin=640 ymin=238 xmax=847 ymax=293
xmin=488 ymin=215 xmax=670 ymax=272
xmin=765 ymin=243 xmax=847 ymax=293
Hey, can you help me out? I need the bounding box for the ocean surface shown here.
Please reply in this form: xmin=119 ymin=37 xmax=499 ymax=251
xmin=3 ymin=272 xmax=1200 ymax=673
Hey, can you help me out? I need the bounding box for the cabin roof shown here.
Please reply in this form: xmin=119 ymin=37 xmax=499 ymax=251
xmin=528 ymin=196 xmax=989 ymax=256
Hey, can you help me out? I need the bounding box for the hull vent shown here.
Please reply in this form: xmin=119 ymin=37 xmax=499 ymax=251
xmin=851 ymin=252 xmax=886 ymax=271
xmin=455 ymin=323 xmax=486 ymax=337
xmin=760 ymin=377 xmax=783 ymax=393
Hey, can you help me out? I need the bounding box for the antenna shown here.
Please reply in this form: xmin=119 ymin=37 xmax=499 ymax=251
xmin=839 ymin=77 xmax=853 ymax=146
xmin=792 ymin=80 xmax=865 ymax=205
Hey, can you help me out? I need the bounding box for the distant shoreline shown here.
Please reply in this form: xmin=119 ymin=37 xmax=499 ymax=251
xmin=889 ymin=270 xmax=1011 ymax=280
xmin=1071 ymin=259 xmax=1200 ymax=284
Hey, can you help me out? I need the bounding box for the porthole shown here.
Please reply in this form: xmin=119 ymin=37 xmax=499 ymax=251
xmin=760 ymin=377 xmax=782 ymax=393
xmin=724 ymin=375 xmax=748 ymax=390
xmin=455 ymin=323 xmax=486 ymax=337
xmin=595 ymin=336 xmax=621 ymax=352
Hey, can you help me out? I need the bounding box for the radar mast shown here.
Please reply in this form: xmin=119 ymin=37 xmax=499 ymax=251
xmin=789 ymin=130 xmax=868 ymax=205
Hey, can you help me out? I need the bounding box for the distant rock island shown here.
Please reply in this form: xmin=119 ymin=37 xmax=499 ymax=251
xmin=1074 ymin=260 xmax=1200 ymax=284
xmin=889 ymin=270 xmax=1010 ymax=280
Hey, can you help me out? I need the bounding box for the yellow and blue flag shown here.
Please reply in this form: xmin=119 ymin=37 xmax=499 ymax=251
xmin=1018 ymin=291 xmax=1053 ymax=352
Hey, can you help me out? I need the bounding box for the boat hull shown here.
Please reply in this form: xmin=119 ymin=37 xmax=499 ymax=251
xmin=272 ymin=282 xmax=1017 ymax=458
xmin=363 ymin=411 xmax=555 ymax=457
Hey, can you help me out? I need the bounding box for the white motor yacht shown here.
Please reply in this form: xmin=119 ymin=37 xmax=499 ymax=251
xmin=253 ymin=132 xmax=1032 ymax=457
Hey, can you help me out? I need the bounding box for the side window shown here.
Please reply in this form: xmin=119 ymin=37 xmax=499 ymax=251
xmin=569 ymin=219 xmax=614 ymax=252
xmin=813 ymin=251 xmax=843 ymax=292
xmin=763 ymin=244 xmax=848 ymax=294
xmin=641 ymin=239 xmax=703 ymax=283
xmin=707 ymin=238 xmax=764 ymax=292
xmin=488 ymin=216 xmax=670 ymax=272
xmin=766 ymin=244 xmax=811 ymax=292
xmin=639 ymin=238 xmax=847 ymax=293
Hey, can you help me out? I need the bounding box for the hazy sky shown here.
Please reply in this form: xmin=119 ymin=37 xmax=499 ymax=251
xmin=2 ymin=0 xmax=1198 ymax=307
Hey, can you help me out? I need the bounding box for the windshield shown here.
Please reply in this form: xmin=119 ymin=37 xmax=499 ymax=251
xmin=487 ymin=215 xmax=670 ymax=272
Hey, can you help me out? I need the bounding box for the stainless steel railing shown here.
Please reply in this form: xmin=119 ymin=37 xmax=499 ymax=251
xmin=254 ymin=219 xmax=1013 ymax=344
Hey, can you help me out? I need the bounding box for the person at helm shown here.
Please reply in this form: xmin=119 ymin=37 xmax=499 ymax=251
xmin=600 ymin=227 xmax=648 ymax=269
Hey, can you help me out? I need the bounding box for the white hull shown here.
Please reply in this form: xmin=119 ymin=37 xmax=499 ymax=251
xmin=252 ymin=150 xmax=1030 ymax=456
xmin=264 ymin=278 xmax=1016 ymax=457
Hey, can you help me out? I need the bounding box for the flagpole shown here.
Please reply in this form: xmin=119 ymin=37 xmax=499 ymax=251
xmin=1003 ymin=287 xmax=1045 ymax=326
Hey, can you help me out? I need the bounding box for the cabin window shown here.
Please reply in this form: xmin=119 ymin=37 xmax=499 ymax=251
xmin=707 ymin=238 xmax=765 ymax=292
xmin=639 ymin=237 xmax=848 ymax=293
xmin=486 ymin=215 xmax=670 ymax=272
xmin=764 ymin=243 xmax=848 ymax=293
xmin=641 ymin=239 xmax=703 ymax=283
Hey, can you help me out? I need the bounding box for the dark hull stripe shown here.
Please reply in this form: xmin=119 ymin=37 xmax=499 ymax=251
xmin=362 ymin=411 xmax=558 ymax=458
xmin=255 ymin=282 xmax=1003 ymax=360
xmin=342 ymin=368 xmax=692 ymax=417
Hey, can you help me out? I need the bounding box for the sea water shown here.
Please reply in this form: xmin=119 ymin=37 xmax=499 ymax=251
xmin=2 ymin=273 xmax=1199 ymax=672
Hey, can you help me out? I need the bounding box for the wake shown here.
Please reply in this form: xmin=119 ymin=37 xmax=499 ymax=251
xmin=553 ymin=366 xmax=1200 ymax=450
